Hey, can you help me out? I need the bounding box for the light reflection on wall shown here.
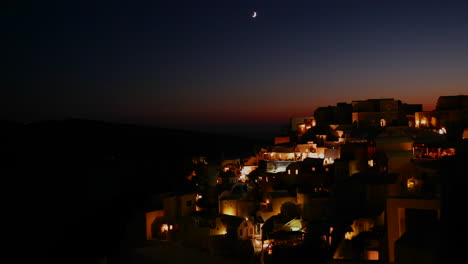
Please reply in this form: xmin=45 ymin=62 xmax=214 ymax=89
xmin=240 ymin=165 xmax=257 ymax=180
xmin=220 ymin=200 xmax=237 ymax=216
xmin=344 ymin=218 xmax=375 ymax=241
xmin=210 ymin=217 xmax=227 ymax=236
xmin=266 ymin=161 xmax=293 ymax=173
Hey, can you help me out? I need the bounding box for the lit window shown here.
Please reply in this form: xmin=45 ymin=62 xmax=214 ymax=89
xmin=287 ymin=169 xmax=291 ymax=175
xmin=312 ymin=167 xmax=316 ymax=171
xmin=431 ymin=117 xmax=437 ymax=127
xmin=407 ymin=179 xmax=415 ymax=190
xmin=368 ymin=160 xmax=374 ymax=167
xmin=366 ymin=250 xmax=379 ymax=260
xmin=295 ymin=169 xmax=298 ymax=175
xmin=380 ymin=119 xmax=386 ymax=127
xmin=421 ymin=118 xmax=427 ymax=126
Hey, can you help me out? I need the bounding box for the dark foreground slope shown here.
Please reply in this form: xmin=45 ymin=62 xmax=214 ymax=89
xmin=2 ymin=119 xmax=270 ymax=264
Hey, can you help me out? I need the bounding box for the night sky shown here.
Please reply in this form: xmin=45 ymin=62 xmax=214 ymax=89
xmin=5 ymin=0 xmax=468 ymax=137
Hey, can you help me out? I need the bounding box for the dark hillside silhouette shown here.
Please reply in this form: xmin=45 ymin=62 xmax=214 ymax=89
xmin=2 ymin=118 xmax=269 ymax=264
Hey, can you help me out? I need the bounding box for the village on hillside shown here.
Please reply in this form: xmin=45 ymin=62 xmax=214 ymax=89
xmin=142 ymin=95 xmax=467 ymax=264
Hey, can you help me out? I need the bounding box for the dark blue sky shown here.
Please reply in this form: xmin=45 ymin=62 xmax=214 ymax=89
xmin=5 ymin=0 xmax=468 ymax=137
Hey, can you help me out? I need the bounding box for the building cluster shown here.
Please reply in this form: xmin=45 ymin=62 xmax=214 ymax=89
xmin=145 ymin=95 xmax=467 ymax=264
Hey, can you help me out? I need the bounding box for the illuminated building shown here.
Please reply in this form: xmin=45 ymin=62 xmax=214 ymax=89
xmin=413 ymin=95 xmax=468 ymax=140
xmin=351 ymin=98 xmax=422 ymax=127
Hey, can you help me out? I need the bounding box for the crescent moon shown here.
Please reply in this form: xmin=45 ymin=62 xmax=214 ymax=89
xmin=252 ymin=11 xmax=257 ymax=18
